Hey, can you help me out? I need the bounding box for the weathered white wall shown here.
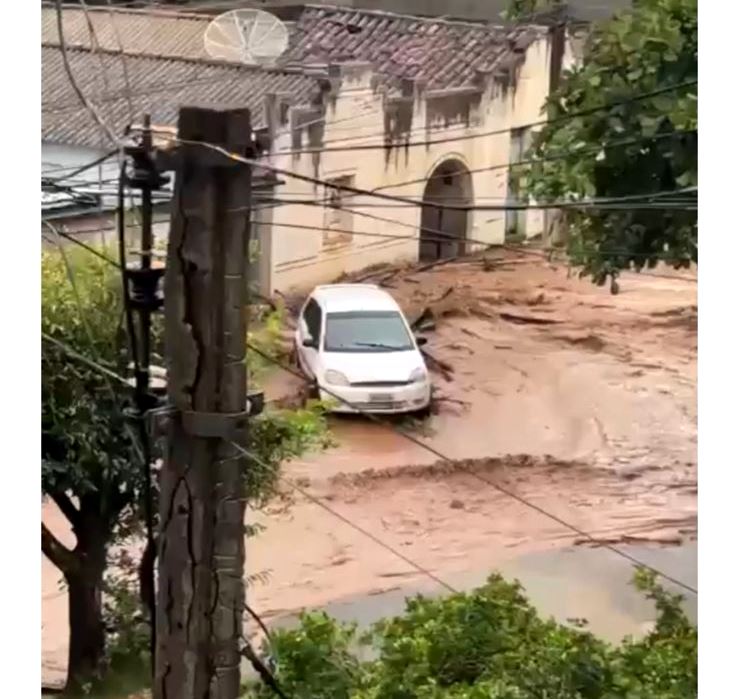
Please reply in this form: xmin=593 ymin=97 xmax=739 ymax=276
xmin=262 ymin=32 xmax=559 ymax=294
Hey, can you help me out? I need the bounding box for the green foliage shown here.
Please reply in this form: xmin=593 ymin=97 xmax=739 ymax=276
xmin=42 ymin=246 xmax=138 ymax=506
xmin=246 ymin=404 xmax=331 ymax=506
xmin=503 ymin=1 xmax=560 ymax=21
xmin=245 ymin=571 xmax=696 ymax=699
xmin=102 ymin=550 xmax=151 ymax=670
xmin=42 ymin=245 xmax=330 ymax=683
xmin=524 ymin=0 xmax=697 ymax=286
xmin=248 ymin=303 xmax=289 ymax=384
xmin=246 ymin=612 xmax=366 ymax=699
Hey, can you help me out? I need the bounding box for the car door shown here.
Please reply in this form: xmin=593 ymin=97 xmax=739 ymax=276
xmin=297 ymin=297 xmax=322 ymax=379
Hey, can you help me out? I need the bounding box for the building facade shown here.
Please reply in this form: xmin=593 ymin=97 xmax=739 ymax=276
xmin=42 ymin=4 xmax=583 ymax=294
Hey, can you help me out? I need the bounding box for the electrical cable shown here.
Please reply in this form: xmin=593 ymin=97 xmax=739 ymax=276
xmin=42 ymin=331 xmax=130 ymax=387
xmin=117 ymin=161 xmax=141 ymax=372
xmin=103 ymin=0 xmax=136 ymax=120
xmin=54 ymin=0 xmax=120 ymax=146
xmin=244 ymin=342 xmax=697 ymax=596
xmin=156 ymin=128 xmax=697 ymax=214
xmin=253 ymin=195 xmax=697 ymax=211
xmin=116 ymin=150 xmax=158 ymax=671
xmin=249 ymin=220 xmax=697 ymax=264
xmin=232 ymin=442 xmax=458 ymax=595
xmin=42 ymin=228 xmax=121 ymax=268
xmin=241 ymin=638 xmax=290 ymax=699
xmin=272 ymin=80 xmax=697 ymax=155
xmin=41 ymin=224 xmax=145 ymax=468
xmin=43 ymin=203 xmax=696 ymax=266
xmin=42 ymin=150 xmax=119 ymax=182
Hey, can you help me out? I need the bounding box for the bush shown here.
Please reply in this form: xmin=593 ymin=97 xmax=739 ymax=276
xmin=245 ymin=571 xmax=696 ymax=699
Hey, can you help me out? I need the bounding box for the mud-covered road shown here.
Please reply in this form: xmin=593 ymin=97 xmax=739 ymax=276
xmin=42 ymin=252 xmax=697 ymax=686
xmin=248 ymin=252 xmax=697 ymax=619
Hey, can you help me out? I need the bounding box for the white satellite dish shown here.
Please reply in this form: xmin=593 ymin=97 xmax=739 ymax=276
xmin=204 ymin=9 xmax=289 ymax=65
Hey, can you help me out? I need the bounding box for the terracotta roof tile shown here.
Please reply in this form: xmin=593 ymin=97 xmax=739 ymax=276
xmin=42 ymin=45 xmax=320 ymax=148
xmin=42 ymin=5 xmax=546 ymax=91
xmin=277 ymin=4 xmax=531 ymax=91
xmin=41 ymin=5 xmax=214 ymax=62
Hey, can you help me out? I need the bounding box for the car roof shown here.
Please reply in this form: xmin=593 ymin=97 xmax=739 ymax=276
xmin=311 ymin=284 xmax=402 ymax=314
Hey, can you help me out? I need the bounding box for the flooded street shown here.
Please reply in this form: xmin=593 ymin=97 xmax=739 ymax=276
xmin=249 ymin=254 xmax=696 ymax=621
xmin=42 ymin=254 xmax=697 ymax=686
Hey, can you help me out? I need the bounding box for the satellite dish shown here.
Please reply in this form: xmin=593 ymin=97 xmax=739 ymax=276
xmin=204 ymin=9 xmax=289 ymax=65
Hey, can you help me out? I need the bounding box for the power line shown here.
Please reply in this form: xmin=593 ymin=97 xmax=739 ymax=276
xmin=157 ymin=128 xmax=697 ymax=214
xmin=42 ymin=149 xmax=119 ymax=182
xmin=250 ymin=220 xmax=697 ymax=263
xmin=42 ymin=202 xmax=695 ymax=265
xmin=42 ymin=221 xmax=145 ymax=465
xmin=254 ymin=189 xmax=697 ymax=204
xmin=272 ymin=80 xmax=697 ymax=155
xmin=232 ymin=442 xmax=458 ymax=595
xmin=244 ymin=342 xmax=697 ymax=596
xmin=42 ymin=226 xmax=122 ymax=268
xmin=42 ymin=171 xmax=696 ymax=265
xmin=42 ymin=331 xmax=130 ymax=387
xmin=50 ymin=177 xmax=694 ymax=208
xmin=247 ymin=187 xmax=696 ymax=258
xmin=54 ymin=0 xmax=120 ymax=146
xmin=101 ymin=0 xmax=135 ymax=120
xmin=254 ymin=195 xmax=697 ymax=212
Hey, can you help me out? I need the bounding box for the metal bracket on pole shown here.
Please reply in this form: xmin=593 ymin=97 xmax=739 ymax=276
xmin=181 ymin=410 xmax=250 ymax=440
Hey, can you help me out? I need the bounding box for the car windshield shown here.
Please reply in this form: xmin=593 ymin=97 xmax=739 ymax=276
xmin=324 ymin=311 xmax=414 ymax=353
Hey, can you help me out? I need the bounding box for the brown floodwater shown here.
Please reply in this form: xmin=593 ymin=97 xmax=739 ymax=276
xmin=42 ymin=257 xmax=697 ymax=687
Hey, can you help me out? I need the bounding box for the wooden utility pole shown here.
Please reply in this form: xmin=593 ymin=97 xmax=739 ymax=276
xmin=156 ymin=107 xmax=253 ymax=699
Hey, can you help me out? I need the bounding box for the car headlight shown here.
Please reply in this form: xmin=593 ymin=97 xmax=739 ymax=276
xmin=409 ymin=367 xmax=427 ymax=384
xmin=324 ymin=369 xmax=350 ymax=386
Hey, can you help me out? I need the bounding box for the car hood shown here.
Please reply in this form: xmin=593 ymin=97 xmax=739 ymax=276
xmin=321 ymin=349 xmax=425 ymax=384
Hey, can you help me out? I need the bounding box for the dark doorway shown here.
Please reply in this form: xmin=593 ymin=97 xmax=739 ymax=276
xmin=419 ymin=159 xmax=473 ymax=262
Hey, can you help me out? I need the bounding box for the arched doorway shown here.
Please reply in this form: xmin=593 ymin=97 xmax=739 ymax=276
xmin=419 ymin=158 xmax=473 ymax=262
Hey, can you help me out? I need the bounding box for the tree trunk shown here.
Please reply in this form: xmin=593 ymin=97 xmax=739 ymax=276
xmin=64 ymin=540 xmax=107 ymax=688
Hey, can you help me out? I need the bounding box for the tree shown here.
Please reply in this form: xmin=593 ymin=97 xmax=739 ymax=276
xmin=245 ymin=571 xmax=696 ymax=699
xmin=42 ymin=245 xmax=138 ymax=685
xmin=524 ymin=0 xmax=697 ymax=289
xmin=504 ymin=1 xmax=565 ymax=22
xmin=42 ymin=245 xmax=328 ymax=688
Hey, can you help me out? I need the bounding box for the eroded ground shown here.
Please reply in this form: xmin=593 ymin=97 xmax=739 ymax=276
xmin=42 ymin=251 xmax=697 ymax=685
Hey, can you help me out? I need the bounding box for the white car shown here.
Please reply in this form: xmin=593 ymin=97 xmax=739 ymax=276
xmin=294 ymin=284 xmax=432 ymax=414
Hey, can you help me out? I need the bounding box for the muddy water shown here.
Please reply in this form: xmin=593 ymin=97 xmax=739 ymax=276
xmin=250 ymin=260 xmax=696 ymax=621
xmin=246 ymin=455 xmax=696 ymax=622
xmin=42 ymin=257 xmax=697 ymax=686
xmin=291 ymin=267 xmax=696 ymax=478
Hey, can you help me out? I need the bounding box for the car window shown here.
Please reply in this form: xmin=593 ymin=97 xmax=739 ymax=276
xmin=303 ymin=298 xmax=322 ymax=340
xmin=324 ymin=311 xmax=414 ymax=353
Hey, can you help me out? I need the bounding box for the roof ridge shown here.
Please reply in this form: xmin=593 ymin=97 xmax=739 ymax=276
xmin=41 ymin=41 xmax=316 ymax=79
xmin=302 ymin=3 xmax=537 ymax=31
xmin=42 ymin=2 xmax=214 ymax=22
xmin=43 ymin=2 xmax=544 ymax=32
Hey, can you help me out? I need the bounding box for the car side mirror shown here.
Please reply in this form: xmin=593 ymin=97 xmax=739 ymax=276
xmin=302 ymin=336 xmax=316 ymax=349
xmin=415 ymin=336 xmax=428 ymax=347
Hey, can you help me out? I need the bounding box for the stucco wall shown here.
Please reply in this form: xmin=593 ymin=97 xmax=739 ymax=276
xmin=264 ymin=32 xmax=558 ymax=294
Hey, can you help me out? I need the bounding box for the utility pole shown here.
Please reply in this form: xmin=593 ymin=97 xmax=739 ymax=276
xmin=155 ymin=106 xmax=253 ymax=699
